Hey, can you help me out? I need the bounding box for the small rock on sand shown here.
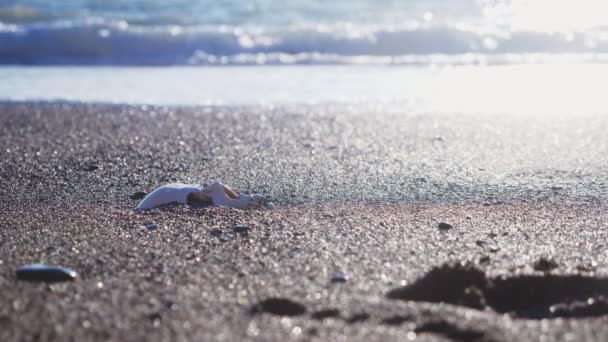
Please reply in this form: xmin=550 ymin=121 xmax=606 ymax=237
xmin=437 ymin=222 xmax=453 ymax=230
xmin=130 ymin=191 xmax=147 ymax=200
xmin=331 ymin=273 xmax=349 ymax=283
xmin=16 ymin=264 xmax=77 ymax=282
xmin=232 ymin=224 xmax=249 ymax=234
xmin=144 ymin=222 xmax=157 ymax=231
xmin=533 ymin=257 xmax=558 ymax=271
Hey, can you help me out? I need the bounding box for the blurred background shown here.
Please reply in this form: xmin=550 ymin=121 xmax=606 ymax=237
xmin=1 ymin=0 xmax=608 ymax=113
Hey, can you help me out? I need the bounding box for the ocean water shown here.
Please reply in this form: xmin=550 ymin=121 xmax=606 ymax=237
xmin=1 ymin=0 xmax=608 ymax=109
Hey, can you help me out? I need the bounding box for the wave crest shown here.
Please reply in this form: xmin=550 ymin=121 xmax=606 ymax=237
xmin=0 ymin=22 xmax=606 ymax=65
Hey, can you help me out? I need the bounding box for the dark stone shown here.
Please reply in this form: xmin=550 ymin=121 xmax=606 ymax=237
xmin=479 ymin=256 xmax=491 ymax=264
xmin=144 ymin=222 xmax=157 ymax=231
xmin=533 ymin=257 xmax=558 ymax=272
xmin=82 ymin=164 xmax=99 ymax=171
xmin=331 ymin=273 xmax=348 ymax=283
xmin=232 ymin=224 xmax=249 ymax=234
xmin=322 ymin=213 xmax=334 ymax=219
xmin=16 ymin=264 xmax=77 ymax=282
xmin=210 ymin=229 xmax=223 ymax=237
xmin=130 ymin=191 xmax=147 ymax=200
xmin=437 ymin=222 xmax=453 ymax=230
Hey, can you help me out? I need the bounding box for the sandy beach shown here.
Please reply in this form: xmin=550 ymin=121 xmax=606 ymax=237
xmin=1 ymin=102 xmax=608 ymax=341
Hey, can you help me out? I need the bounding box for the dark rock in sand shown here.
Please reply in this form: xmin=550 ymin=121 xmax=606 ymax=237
xmin=479 ymin=256 xmax=491 ymax=264
xmin=331 ymin=273 xmax=348 ymax=283
xmin=550 ymin=296 xmax=608 ymax=318
xmin=130 ymin=191 xmax=147 ymax=200
xmin=16 ymin=264 xmax=77 ymax=283
xmin=437 ymin=222 xmax=453 ymax=230
xmin=533 ymin=257 xmax=558 ymax=272
xmin=82 ymin=164 xmax=99 ymax=172
xmin=144 ymin=223 xmax=157 ymax=231
xmin=209 ymin=229 xmax=223 ymax=237
xmin=232 ymin=224 xmax=249 ymax=234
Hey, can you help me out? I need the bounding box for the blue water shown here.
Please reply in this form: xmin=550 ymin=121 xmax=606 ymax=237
xmin=2 ymin=0 xmax=608 ymax=65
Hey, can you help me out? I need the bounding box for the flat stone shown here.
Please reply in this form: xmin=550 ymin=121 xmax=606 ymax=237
xmin=16 ymin=264 xmax=77 ymax=282
xmin=232 ymin=224 xmax=249 ymax=234
xmin=210 ymin=229 xmax=223 ymax=237
xmin=82 ymin=164 xmax=99 ymax=171
xmin=130 ymin=191 xmax=147 ymax=200
xmin=331 ymin=273 xmax=348 ymax=283
xmin=437 ymin=222 xmax=453 ymax=230
xmin=144 ymin=222 xmax=157 ymax=231
xmin=533 ymin=257 xmax=558 ymax=271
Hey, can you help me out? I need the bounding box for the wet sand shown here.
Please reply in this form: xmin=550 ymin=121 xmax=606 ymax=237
xmin=1 ymin=102 xmax=608 ymax=341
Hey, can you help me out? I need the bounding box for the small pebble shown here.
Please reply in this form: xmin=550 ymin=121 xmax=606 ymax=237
xmin=331 ymin=273 xmax=348 ymax=283
xmin=533 ymin=257 xmax=558 ymax=271
xmin=437 ymin=222 xmax=453 ymax=230
xmin=479 ymin=256 xmax=491 ymax=264
xmin=232 ymin=224 xmax=249 ymax=234
xmin=210 ymin=229 xmax=223 ymax=237
xmin=144 ymin=222 xmax=157 ymax=231
xmin=82 ymin=164 xmax=99 ymax=171
xmin=16 ymin=264 xmax=77 ymax=282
